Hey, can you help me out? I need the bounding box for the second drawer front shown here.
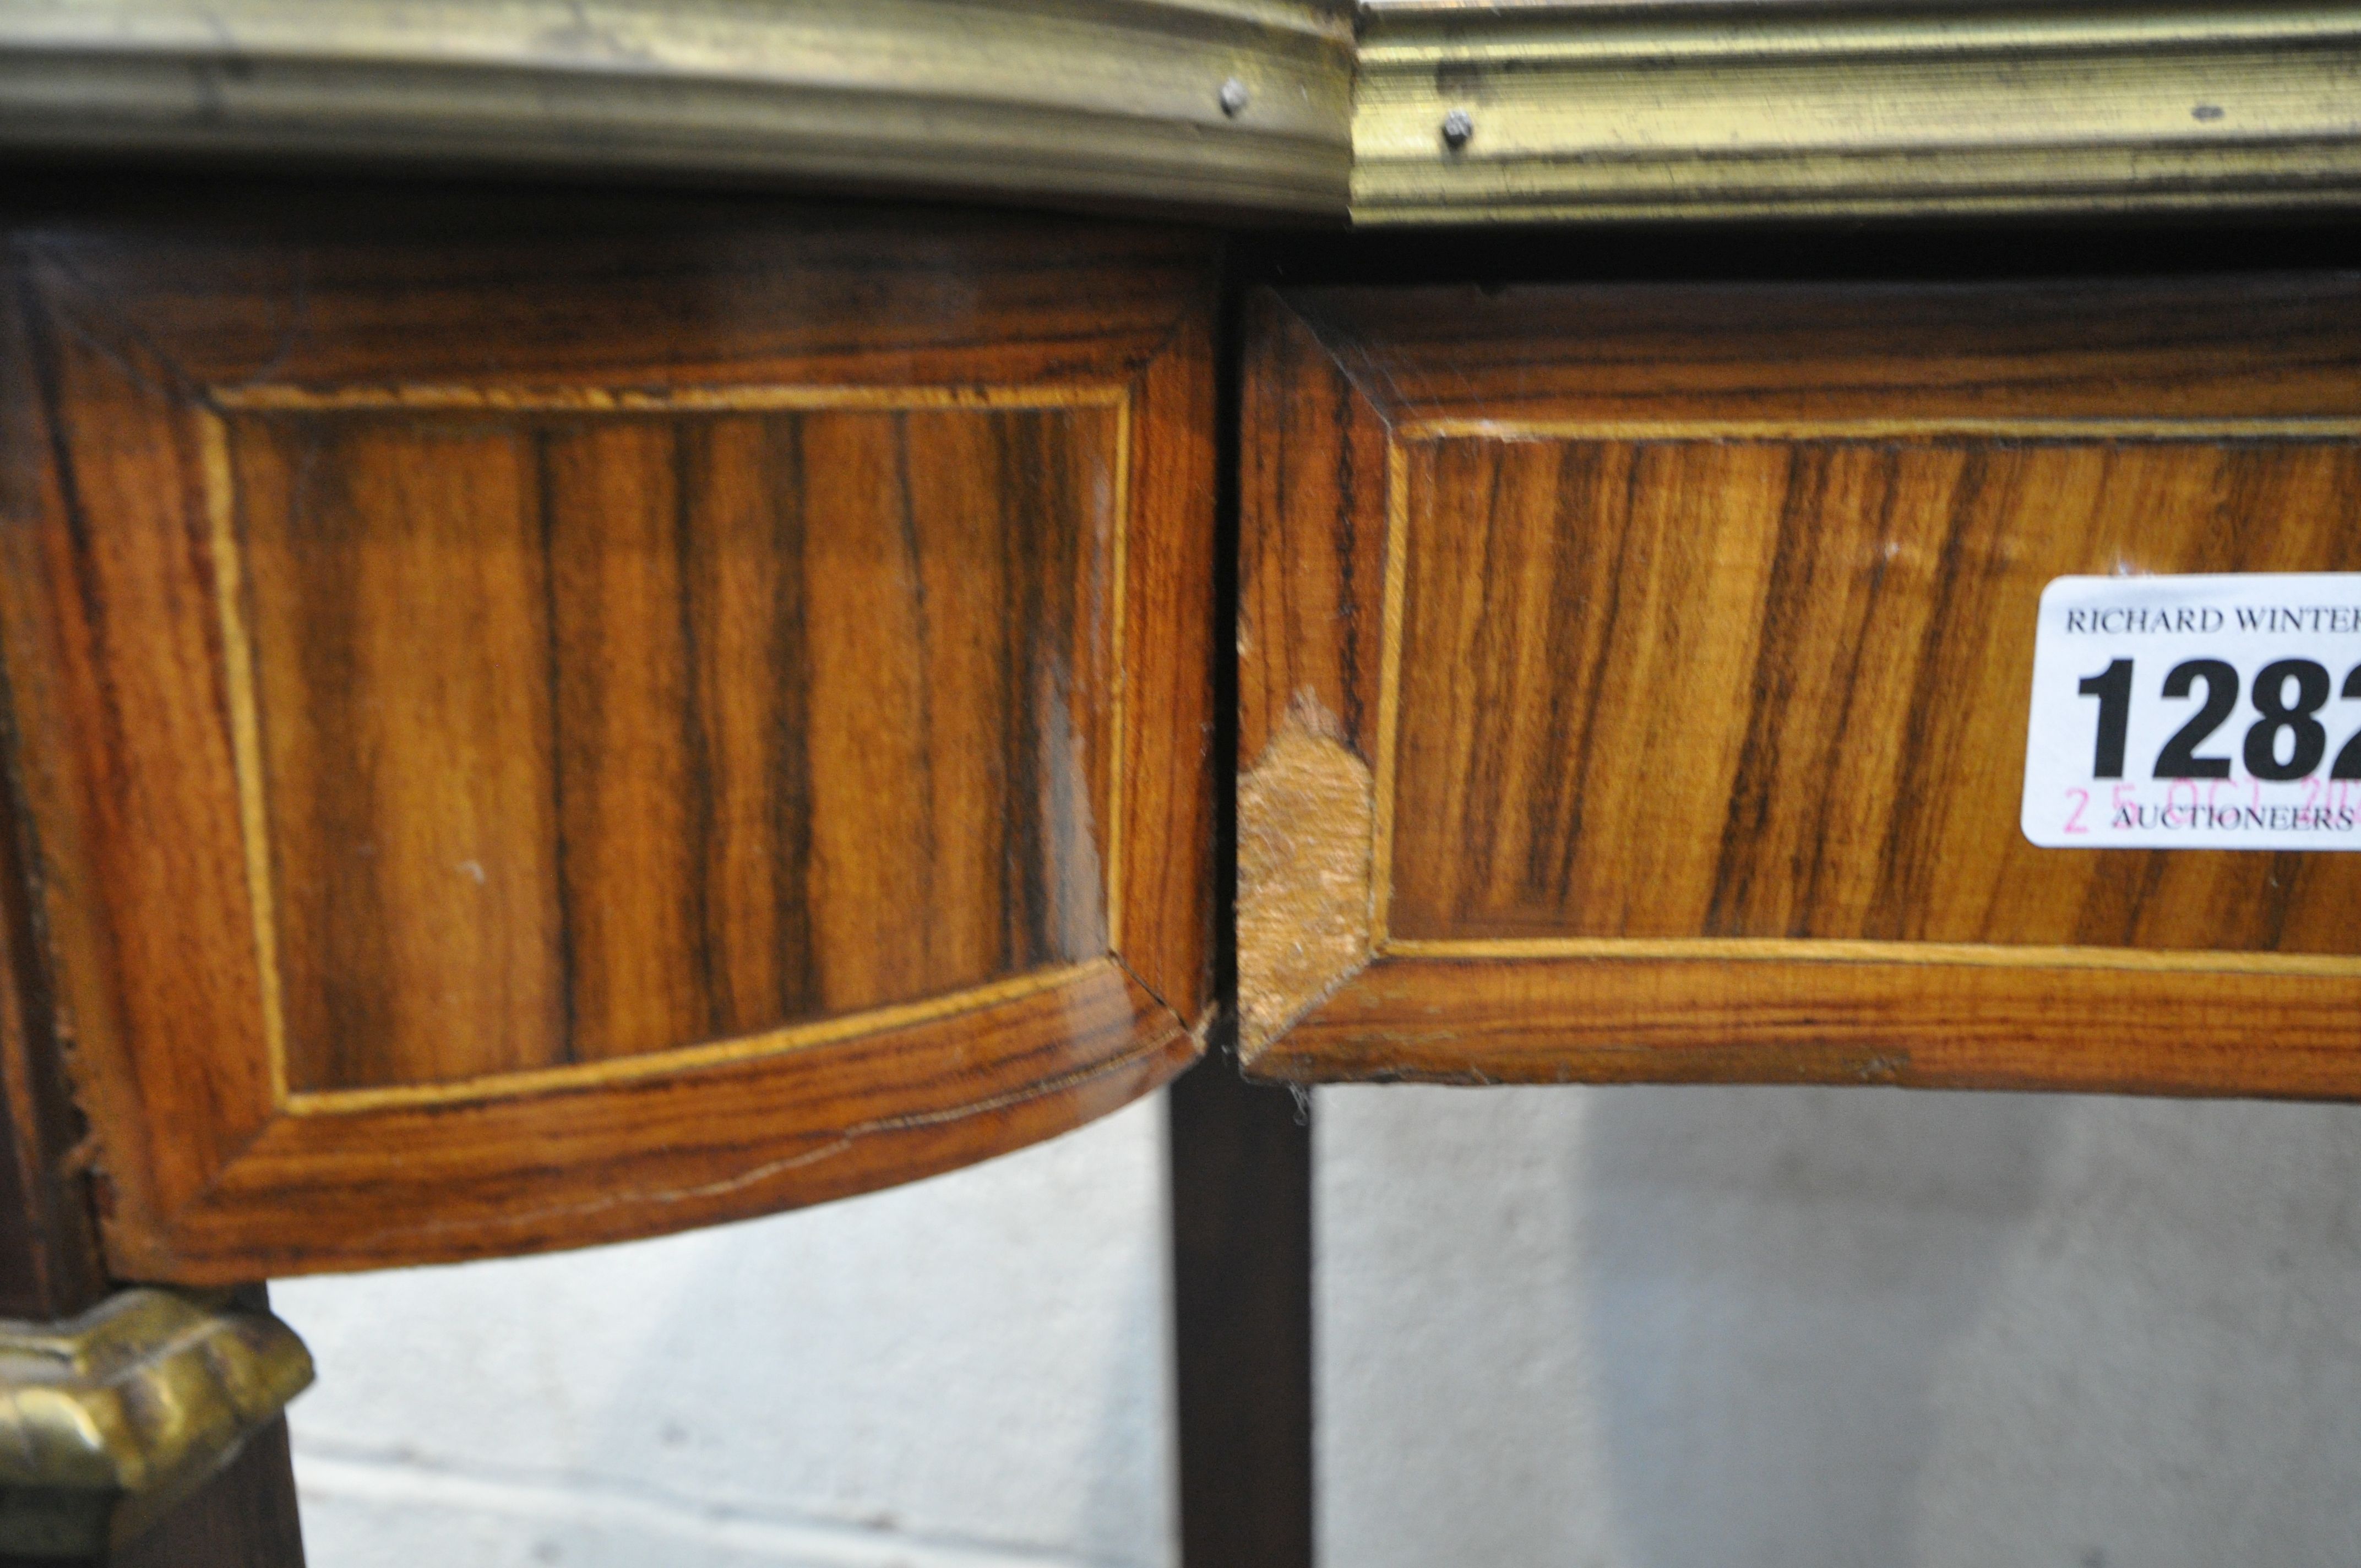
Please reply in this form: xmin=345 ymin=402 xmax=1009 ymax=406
xmin=1238 ymin=279 xmax=2361 ymax=1094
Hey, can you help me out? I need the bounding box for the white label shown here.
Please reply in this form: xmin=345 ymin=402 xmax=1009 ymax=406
xmin=2021 ymin=574 xmax=2361 ymax=850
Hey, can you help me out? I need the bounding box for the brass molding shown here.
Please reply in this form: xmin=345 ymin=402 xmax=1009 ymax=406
xmin=1353 ymin=3 xmax=2361 ymax=222
xmin=0 ymin=0 xmax=1356 ymax=216
xmin=0 ymin=1289 xmax=313 ymax=1555
xmin=3 ymin=2 xmax=2360 ymax=223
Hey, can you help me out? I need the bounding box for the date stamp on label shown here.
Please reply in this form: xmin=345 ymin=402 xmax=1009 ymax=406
xmin=2022 ymin=574 xmax=2361 ymax=851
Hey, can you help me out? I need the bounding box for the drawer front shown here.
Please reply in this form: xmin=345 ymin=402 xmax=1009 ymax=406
xmin=1239 ymin=280 xmax=2361 ymax=1093
xmin=0 ymin=193 xmax=1214 ymax=1278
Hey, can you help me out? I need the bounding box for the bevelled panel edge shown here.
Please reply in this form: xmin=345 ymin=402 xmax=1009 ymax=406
xmin=1352 ymin=3 xmax=2361 ymax=224
xmin=134 ymin=961 xmax=1198 ymax=1280
xmin=1249 ymin=952 xmax=2361 ymax=1100
xmin=0 ymin=0 xmax=1355 ymax=217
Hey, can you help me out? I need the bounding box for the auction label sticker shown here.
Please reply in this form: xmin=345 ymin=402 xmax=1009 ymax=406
xmin=2022 ymin=574 xmax=2361 ymax=850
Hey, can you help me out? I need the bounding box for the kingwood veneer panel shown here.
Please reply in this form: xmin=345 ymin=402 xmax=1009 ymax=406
xmin=1238 ymin=280 xmax=2361 ymax=1094
xmin=0 ymin=193 xmax=1215 ymax=1278
xmin=1391 ymin=438 xmax=2361 ymax=951
xmin=236 ymin=405 xmax=1113 ymax=1091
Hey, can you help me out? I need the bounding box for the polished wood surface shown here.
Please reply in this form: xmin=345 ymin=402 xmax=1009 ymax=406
xmin=1239 ymin=277 xmax=2361 ymax=1092
xmin=1 ymin=757 xmax=301 ymax=1562
xmin=0 ymin=192 xmax=1214 ymax=1277
xmin=0 ymin=682 xmax=300 ymax=1558
xmin=1391 ymin=438 xmax=2361 ymax=952
xmin=232 ymin=400 xmax=1117 ymax=1092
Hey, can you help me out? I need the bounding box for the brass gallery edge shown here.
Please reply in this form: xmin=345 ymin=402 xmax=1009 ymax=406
xmin=0 ymin=0 xmax=1356 ymax=215
xmin=1354 ymin=2 xmax=2361 ymax=223
xmin=4 ymin=1 xmax=2360 ymax=222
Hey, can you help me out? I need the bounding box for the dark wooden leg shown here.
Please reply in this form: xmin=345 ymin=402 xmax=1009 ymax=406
xmin=1168 ymin=268 xmax=1315 ymax=1568
xmin=107 ymin=1417 xmax=306 ymax=1568
xmin=1169 ymin=1050 xmax=1314 ymax=1568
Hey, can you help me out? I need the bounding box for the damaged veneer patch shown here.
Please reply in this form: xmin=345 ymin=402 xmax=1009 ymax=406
xmin=1237 ymin=696 xmax=1375 ymax=1058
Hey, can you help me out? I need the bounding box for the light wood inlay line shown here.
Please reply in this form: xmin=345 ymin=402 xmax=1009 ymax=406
xmin=285 ymin=960 xmax=1107 ymax=1115
xmin=208 ymin=384 xmax=1131 ymax=413
xmin=1380 ymin=937 xmax=2361 ymax=978
xmin=1105 ymin=393 xmax=1134 ymax=954
xmin=1369 ymin=438 xmax=1413 ymax=948
xmin=1399 ymin=418 xmax=2361 ymax=443
xmin=199 ymin=410 xmax=291 ymax=1108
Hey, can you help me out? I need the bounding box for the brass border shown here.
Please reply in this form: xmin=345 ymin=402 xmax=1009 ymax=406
xmin=1369 ymin=418 xmax=2361 ymax=980
xmin=0 ymin=1288 xmax=312 ymax=1554
xmin=202 ymin=382 xmax=1137 ymax=1115
xmin=1352 ymin=3 xmax=2361 ymax=225
xmin=12 ymin=3 xmax=2361 ymax=225
xmin=0 ymin=0 xmax=1354 ymax=216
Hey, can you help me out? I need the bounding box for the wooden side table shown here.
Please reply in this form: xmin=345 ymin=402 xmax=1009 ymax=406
xmin=1 ymin=4 xmax=2358 ymax=1562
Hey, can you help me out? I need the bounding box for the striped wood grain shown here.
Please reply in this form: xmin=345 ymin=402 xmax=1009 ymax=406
xmin=1239 ymin=279 xmax=2361 ymax=1092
